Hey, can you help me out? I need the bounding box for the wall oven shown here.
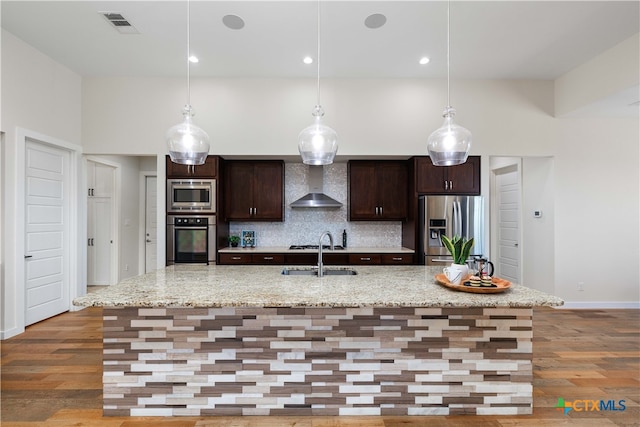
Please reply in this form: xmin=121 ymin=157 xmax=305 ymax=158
xmin=166 ymin=215 xmax=216 ymax=265
xmin=167 ymin=179 xmax=216 ymax=213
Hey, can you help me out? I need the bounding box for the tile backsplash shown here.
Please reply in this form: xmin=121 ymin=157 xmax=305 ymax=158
xmin=229 ymin=163 xmax=402 ymax=247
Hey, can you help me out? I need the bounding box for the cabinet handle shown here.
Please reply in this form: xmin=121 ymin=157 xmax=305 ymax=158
xmin=263 ymin=256 xmax=274 ymax=260
xmin=88 ymin=189 xmax=91 ymax=197
xmin=254 ymin=208 xmax=257 ymax=215
xmin=444 ymin=181 xmax=448 ymax=190
xmin=449 ymin=180 xmax=453 ymax=190
xmin=360 ymin=257 xmax=371 ymax=261
xmin=232 ymin=256 xmax=242 ymax=260
xmin=392 ymin=257 xmax=402 ymax=261
xmin=379 ymin=206 xmax=383 ymax=216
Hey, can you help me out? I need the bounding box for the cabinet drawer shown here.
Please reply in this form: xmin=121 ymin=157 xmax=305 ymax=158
xmin=348 ymin=254 xmax=382 ymax=265
xmin=382 ymin=254 xmax=413 ymax=264
xmin=251 ymin=254 xmax=284 ymax=264
xmin=219 ymin=253 xmax=252 ymax=264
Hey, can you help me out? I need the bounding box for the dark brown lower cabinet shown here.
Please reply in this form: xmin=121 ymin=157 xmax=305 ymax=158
xmin=220 ymin=252 xmax=413 ymax=265
xmin=219 ymin=253 xmax=284 ymax=265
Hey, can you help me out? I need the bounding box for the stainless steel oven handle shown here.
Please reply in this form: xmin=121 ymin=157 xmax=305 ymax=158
xmin=174 ymin=226 xmax=208 ymax=231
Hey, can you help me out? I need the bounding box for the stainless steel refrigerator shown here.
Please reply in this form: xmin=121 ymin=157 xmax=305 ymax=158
xmin=417 ymin=195 xmax=485 ymax=265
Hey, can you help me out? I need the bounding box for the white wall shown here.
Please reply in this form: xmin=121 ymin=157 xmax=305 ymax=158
xmin=522 ymin=157 xmax=555 ymax=296
xmin=555 ymin=118 xmax=639 ymax=305
xmin=555 ymin=34 xmax=639 ymax=116
xmin=1 ymin=30 xmax=82 ymax=337
xmin=82 ymin=77 xmax=558 ymax=158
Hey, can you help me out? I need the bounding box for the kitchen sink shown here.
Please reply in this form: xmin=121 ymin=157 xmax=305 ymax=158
xmin=281 ymin=267 xmax=357 ymax=276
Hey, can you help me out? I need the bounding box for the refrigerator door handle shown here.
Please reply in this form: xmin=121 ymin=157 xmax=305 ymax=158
xmin=457 ymin=201 xmax=463 ymax=237
xmin=452 ymin=201 xmax=458 ymax=237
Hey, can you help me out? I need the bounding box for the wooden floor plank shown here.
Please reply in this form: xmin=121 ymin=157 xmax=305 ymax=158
xmin=1 ymin=307 xmax=638 ymax=426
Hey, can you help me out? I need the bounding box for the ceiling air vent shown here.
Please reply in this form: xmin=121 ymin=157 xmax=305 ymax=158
xmin=100 ymin=12 xmax=139 ymax=34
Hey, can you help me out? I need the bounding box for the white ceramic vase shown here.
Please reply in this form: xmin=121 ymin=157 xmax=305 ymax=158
xmin=451 ymin=263 xmax=469 ymax=278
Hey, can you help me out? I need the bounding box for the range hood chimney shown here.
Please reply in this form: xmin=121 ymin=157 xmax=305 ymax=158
xmin=290 ymin=166 xmax=343 ymax=208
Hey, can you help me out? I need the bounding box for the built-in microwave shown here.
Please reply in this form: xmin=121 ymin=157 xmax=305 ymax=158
xmin=167 ymin=179 xmax=216 ymax=213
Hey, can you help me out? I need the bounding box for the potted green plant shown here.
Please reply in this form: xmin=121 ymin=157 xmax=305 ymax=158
xmin=228 ymin=235 xmax=240 ymax=248
xmin=440 ymin=234 xmax=474 ymax=275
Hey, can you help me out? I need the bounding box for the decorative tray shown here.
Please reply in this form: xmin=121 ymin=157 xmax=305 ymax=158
xmin=434 ymin=273 xmax=512 ymax=294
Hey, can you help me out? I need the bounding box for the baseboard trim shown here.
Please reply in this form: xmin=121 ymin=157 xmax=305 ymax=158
xmin=558 ymin=301 xmax=640 ymax=309
xmin=1 ymin=326 xmax=25 ymax=340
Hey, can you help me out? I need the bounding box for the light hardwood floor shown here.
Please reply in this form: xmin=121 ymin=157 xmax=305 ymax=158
xmin=1 ymin=307 xmax=638 ymax=426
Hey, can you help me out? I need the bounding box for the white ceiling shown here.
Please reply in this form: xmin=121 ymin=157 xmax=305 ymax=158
xmin=2 ymin=1 xmax=639 ymax=115
xmin=2 ymin=1 xmax=639 ymax=79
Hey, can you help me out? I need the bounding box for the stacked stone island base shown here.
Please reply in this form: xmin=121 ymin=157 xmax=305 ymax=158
xmin=103 ymin=306 xmax=533 ymax=416
xmin=74 ymin=264 xmax=563 ymax=417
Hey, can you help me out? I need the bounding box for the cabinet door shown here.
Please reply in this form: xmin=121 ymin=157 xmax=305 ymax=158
xmin=224 ymin=162 xmax=254 ymax=220
xmin=415 ymin=156 xmax=480 ymax=195
xmin=349 ymin=161 xmax=378 ymax=220
xmin=415 ymin=157 xmax=447 ymax=193
xmin=252 ymin=161 xmax=284 ymax=221
xmin=166 ymin=155 xmax=217 ymax=178
xmin=378 ymin=161 xmax=408 ymax=220
xmin=447 ymin=156 xmax=480 ymax=195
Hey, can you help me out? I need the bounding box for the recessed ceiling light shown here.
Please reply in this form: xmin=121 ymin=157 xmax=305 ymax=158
xmin=419 ymin=57 xmax=430 ymax=65
xmin=364 ymin=13 xmax=387 ymax=29
xmin=188 ymin=56 xmax=199 ymax=63
xmin=303 ymin=56 xmax=313 ymax=65
xmin=222 ymin=14 xmax=245 ymax=30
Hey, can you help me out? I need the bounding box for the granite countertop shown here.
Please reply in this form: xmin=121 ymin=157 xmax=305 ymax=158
xmin=218 ymin=246 xmax=415 ymax=253
xmin=74 ymin=265 xmax=564 ymax=309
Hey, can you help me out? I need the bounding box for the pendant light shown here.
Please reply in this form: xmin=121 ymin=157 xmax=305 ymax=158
xmin=298 ymin=0 xmax=338 ymax=165
xmin=427 ymin=0 xmax=471 ymax=166
xmin=166 ymin=0 xmax=210 ymax=165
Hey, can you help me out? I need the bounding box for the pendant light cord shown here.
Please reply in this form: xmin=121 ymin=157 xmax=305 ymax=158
xmin=187 ymin=0 xmax=191 ymax=107
xmin=316 ymin=0 xmax=321 ymax=107
xmin=446 ymin=0 xmax=451 ymax=108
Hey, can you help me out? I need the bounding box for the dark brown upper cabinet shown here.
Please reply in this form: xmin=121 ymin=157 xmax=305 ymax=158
xmin=166 ymin=155 xmax=217 ymax=179
xmin=414 ymin=155 xmax=480 ymax=195
xmin=223 ymin=160 xmax=284 ymax=221
xmin=348 ymin=160 xmax=408 ymax=221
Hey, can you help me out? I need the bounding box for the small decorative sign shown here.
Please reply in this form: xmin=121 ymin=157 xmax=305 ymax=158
xmin=241 ymin=230 xmax=256 ymax=248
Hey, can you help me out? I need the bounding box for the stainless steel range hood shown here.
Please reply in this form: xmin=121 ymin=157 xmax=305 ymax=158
xmin=290 ymin=166 xmax=343 ymax=208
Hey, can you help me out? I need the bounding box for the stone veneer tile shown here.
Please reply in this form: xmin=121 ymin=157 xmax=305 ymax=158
xmin=102 ymin=306 xmax=533 ymax=416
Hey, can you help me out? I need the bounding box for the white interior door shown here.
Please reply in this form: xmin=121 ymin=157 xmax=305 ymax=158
xmin=87 ymin=159 xmax=115 ymax=285
xmin=496 ymin=166 xmax=521 ymax=283
xmin=145 ymin=176 xmax=158 ymax=273
xmin=24 ymin=140 xmax=70 ymax=325
xmin=88 ymin=197 xmax=113 ymax=285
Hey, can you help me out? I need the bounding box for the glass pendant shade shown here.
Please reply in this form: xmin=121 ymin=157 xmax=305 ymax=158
xmin=298 ymin=105 xmax=338 ymax=165
xmin=166 ymin=105 xmax=210 ymax=165
xmin=427 ymin=107 xmax=471 ymax=166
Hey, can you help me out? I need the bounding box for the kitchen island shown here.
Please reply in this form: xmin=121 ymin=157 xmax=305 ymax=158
xmin=74 ymin=264 xmax=563 ymax=417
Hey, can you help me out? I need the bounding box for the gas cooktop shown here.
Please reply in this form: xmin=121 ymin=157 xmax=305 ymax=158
xmin=289 ymin=245 xmax=345 ymax=250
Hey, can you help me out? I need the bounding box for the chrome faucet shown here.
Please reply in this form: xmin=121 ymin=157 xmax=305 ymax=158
xmin=317 ymin=231 xmax=334 ymax=277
